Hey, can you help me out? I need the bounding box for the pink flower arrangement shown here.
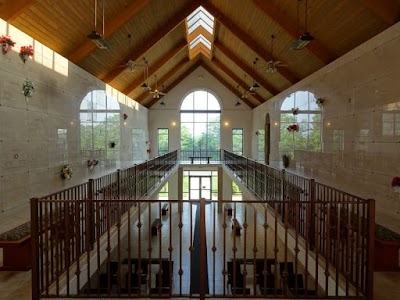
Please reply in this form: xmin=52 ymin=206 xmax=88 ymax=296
xmin=287 ymin=124 xmax=299 ymax=132
xmin=391 ymin=176 xmax=400 ymax=193
xmin=19 ymin=45 xmax=34 ymax=63
xmin=0 ymin=35 xmax=16 ymax=53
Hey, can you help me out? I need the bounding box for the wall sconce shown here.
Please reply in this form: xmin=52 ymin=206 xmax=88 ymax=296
xmin=326 ymin=122 xmax=331 ymax=127
xmin=274 ymin=122 xmax=279 ymax=126
xmin=172 ymin=121 xmax=176 ymax=126
xmin=123 ymin=113 xmax=128 ymax=120
xmin=224 ymin=121 xmax=229 ymax=126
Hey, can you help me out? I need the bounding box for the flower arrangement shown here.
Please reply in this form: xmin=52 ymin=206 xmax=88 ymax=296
xmin=287 ymin=124 xmax=299 ymax=132
xmin=291 ymin=107 xmax=299 ymax=115
xmin=21 ymin=80 xmax=35 ymax=99
xmin=61 ymin=165 xmax=73 ymax=180
xmin=123 ymin=113 xmax=128 ymax=120
xmin=87 ymin=159 xmax=99 ymax=171
xmin=316 ymin=98 xmax=324 ymax=107
xmin=0 ymin=35 xmax=16 ymax=53
xmin=19 ymin=45 xmax=34 ymax=63
xmin=391 ymin=176 xmax=400 ymax=193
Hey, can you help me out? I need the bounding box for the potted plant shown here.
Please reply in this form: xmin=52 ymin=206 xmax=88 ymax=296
xmin=282 ymin=154 xmax=290 ymax=168
xmin=0 ymin=35 xmax=16 ymax=53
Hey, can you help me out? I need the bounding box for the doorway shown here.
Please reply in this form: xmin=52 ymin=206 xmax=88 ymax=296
xmin=189 ymin=176 xmax=212 ymax=200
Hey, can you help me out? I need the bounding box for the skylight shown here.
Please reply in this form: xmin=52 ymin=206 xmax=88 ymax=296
xmin=186 ymin=6 xmax=215 ymax=59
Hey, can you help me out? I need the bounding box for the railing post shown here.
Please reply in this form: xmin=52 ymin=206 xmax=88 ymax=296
xmin=367 ymin=199 xmax=375 ymax=300
xmin=281 ymin=169 xmax=286 ymax=222
xmin=31 ymin=197 xmax=40 ymax=300
xmin=87 ymin=179 xmax=94 ymax=248
xmin=199 ymin=198 xmax=206 ymax=300
xmin=117 ymin=169 xmax=121 ymax=197
xmin=309 ymin=178 xmax=316 ymax=250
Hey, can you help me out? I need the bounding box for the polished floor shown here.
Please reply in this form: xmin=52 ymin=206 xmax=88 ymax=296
xmin=0 ymin=201 xmax=400 ymax=299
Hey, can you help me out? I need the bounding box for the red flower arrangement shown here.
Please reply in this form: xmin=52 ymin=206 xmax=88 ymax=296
xmin=19 ymin=45 xmax=34 ymax=63
xmin=0 ymin=35 xmax=16 ymax=53
xmin=391 ymin=176 xmax=400 ymax=193
xmin=287 ymin=124 xmax=299 ymax=132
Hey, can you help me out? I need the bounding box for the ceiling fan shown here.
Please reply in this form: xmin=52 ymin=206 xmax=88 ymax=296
xmin=263 ymin=35 xmax=288 ymax=73
xmin=140 ymin=58 xmax=151 ymax=90
xmin=149 ymin=75 xmax=167 ymax=98
xmin=116 ymin=35 xmax=147 ymax=73
xmin=237 ymin=75 xmax=255 ymax=98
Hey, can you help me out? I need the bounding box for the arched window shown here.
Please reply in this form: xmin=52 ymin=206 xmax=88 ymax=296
xmin=280 ymin=91 xmax=321 ymax=156
xmin=180 ymin=90 xmax=221 ymax=160
xmin=80 ymin=90 xmax=121 ymax=162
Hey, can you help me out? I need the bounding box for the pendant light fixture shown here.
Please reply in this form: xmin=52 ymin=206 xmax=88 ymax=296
xmin=290 ymin=0 xmax=313 ymax=50
xmin=88 ymin=0 xmax=111 ymax=49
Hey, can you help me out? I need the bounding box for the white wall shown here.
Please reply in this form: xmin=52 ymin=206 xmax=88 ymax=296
xmin=251 ymin=22 xmax=400 ymax=233
xmin=0 ymin=19 xmax=148 ymax=227
xmin=149 ymin=66 xmax=252 ymax=157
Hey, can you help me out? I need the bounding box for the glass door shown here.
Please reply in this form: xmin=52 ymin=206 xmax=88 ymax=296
xmin=189 ymin=176 xmax=211 ymax=200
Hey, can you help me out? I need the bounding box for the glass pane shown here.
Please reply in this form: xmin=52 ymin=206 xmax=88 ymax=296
xmin=295 ymin=91 xmax=309 ymax=108
xmin=106 ymin=96 xmax=120 ymax=110
xmin=181 ymin=112 xmax=194 ymax=122
xmin=281 ymin=94 xmax=295 ymax=110
xmin=207 ymin=94 xmax=220 ymax=110
xmin=190 ymin=177 xmax=199 ymax=189
xmin=189 ymin=171 xmax=212 ymax=176
xmin=194 ymin=91 xmax=208 ymax=110
xmin=106 ymin=112 xmax=119 ymax=122
xmin=93 ymin=112 xmax=107 ymax=122
xmin=181 ymin=94 xmax=194 ymax=110
xmin=208 ymin=113 xmax=220 ymax=122
xmin=201 ymin=190 xmax=211 ymax=200
xmin=194 ymin=113 xmax=208 ymax=122
xmin=201 ymin=177 xmax=211 ymax=189
xmin=94 ymin=91 xmax=106 ymax=109
xmin=190 ymin=189 xmax=200 ymax=200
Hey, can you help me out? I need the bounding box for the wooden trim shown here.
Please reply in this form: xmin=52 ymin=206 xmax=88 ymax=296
xmin=122 ymin=40 xmax=187 ymax=94
xmin=361 ymin=0 xmax=400 ymax=25
xmin=67 ymin=0 xmax=150 ymax=64
xmin=101 ymin=1 xmax=201 ymax=83
xmin=200 ymin=62 xmax=255 ymax=109
xmin=249 ymin=0 xmax=333 ymax=64
xmin=202 ymin=1 xmax=300 ymax=84
xmin=0 ymin=0 xmax=37 ymax=22
xmin=189 ymin=43 xmax=211 ymax=60
xmin=214 ymin=41 xmax=279 ymax=96
xmin=212 ymin=58 xmax=265 ymax=104
xmin=188 ymin=26 xmax=214 ymax=43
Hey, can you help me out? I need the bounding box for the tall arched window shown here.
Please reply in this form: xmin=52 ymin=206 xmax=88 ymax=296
xmin=80 ymin=90 xmax=121 ymax=162
xmin=180 ymin=90 xmax=221 ymax=160
xmin=280 ymin=91 xmax=321 ymax=156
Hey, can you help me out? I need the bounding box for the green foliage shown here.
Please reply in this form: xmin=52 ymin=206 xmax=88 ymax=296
xmin=282 ymin=154 xmax=290 ymax=168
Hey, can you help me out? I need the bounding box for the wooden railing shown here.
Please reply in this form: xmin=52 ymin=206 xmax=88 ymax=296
xmin=222 ymin=150 xmax=375 ymax=299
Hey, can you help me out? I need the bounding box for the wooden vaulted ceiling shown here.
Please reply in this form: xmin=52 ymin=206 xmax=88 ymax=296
xmin=1 ymin=0 xmax=399 ymax=108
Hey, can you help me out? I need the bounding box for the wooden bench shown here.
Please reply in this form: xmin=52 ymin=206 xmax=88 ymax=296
xmin=188 ymin=156 xmax=212 ymax=164
xmin=162 ymin=203 xmax=169 ymax=216
xmin=225 ymin=204 xmax=232 ymax=216
xmin=151 ymin=218 xmax=162 ymax=236
xmin=0 ymin=222 xmax=32 ymax=271
xmin=232 ymin=218 xmax=242 ymax=236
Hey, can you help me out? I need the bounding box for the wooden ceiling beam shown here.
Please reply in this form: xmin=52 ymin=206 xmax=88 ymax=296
xmin=147 ymin=60 xmax=202 ymax=108
xmin=101 ymin=1 xmax=201 ymax=83
xmin=188 ymin=26 xmax=214 ymax=42
xmin=249 ymin=0 xmax=333 ymax=64
xmin=212 ymin=58 xmax=265 ymax=105
xmin=214 ymin=41 xmax=279 ymax=96
xmin=361 ymin=0 xmax=400 ymax=25
xmin=0 ymin=0 xmax=37 ymax=22
xmin=136 ymin=57 xmax=190 ymax=104
xmin=122 ymin=40 xmax=187 ymax=94
xmin=200 ymin=62 xmax=255 ymax=109
xmin=201 ymin=1 xmax=300 ymax=84
xmin=67 ymin=0 xmax=150 ymax=64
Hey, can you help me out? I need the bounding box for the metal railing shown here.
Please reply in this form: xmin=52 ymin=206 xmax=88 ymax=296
xmin=31 ymin=151 xmax=178 ymax=298
xmin=31 ymin=199 xmax=374 ymax=299
xmin=222 ymin=150 xmax=375 ymax=299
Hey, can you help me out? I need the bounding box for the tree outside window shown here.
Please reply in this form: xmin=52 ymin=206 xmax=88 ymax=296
xmin=232 ymin=128 xmax=243 ymax=156
xmin=158 ymin=128 xmax=169 ymax=156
